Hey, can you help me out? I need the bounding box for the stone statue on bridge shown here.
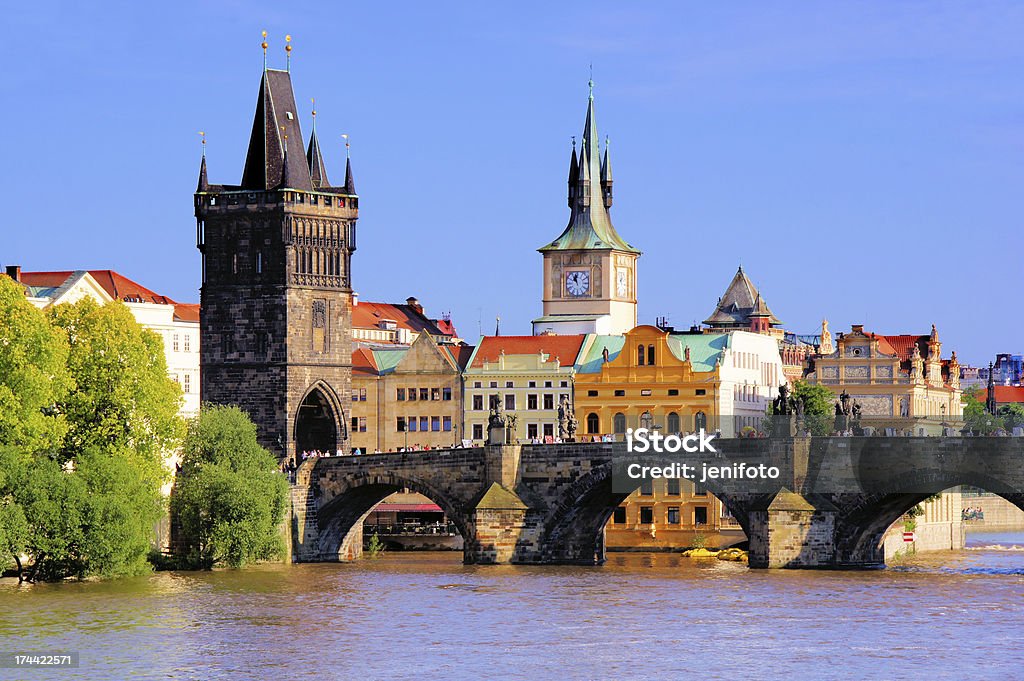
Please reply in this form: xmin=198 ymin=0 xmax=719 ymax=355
xmin=487 ymin=397 xmax=506 ymax=445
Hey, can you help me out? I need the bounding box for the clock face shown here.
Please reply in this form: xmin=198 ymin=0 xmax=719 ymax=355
xmin=616 ymin=268 xmax=628 ymax=296
xmin=565 ymin=271 xmax=590 ymax=297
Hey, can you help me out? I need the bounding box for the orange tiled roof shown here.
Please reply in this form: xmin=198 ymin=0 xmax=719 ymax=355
xmin=352 ymin=348 xmax=378 ymax=376
xmin=352 ymin=301 xmax=450 ymax=340
xmin=991 ymin=386 xmax=1024 ymax=404
xmin=875 ymin=334 xmax=928 ymax=362
xmin=444 ymin=344 xmax=476 ymax=370
xmin=471 ymin=335 xmax=585 ymax=369
xmin=173 ymin=303 xmax=200 ymax=323
xmin=21 ymin=270 xmax=177 ymax=305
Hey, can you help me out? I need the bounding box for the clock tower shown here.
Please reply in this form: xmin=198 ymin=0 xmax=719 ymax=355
xmin=532 ymin=80 xmax=640 ymax=336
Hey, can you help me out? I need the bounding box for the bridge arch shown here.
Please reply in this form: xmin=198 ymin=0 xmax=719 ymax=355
xmin=538 ymin=462 xmax=751 ymax=564
xmin=314 ymin=471 xmax=474 ymax=562
xmin=833 ymin=468 xmax=1024 ymax=566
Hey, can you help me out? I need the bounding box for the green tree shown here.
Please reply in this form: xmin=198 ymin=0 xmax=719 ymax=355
xmin=49 ymin=297 xmax=183 ymax=472
xmin=998 ymin=403 xmax=1024 ymax=431
xmin=764 ymin=380 xmax=836 ymax=436
xmin=172 ymin=406 xmax=289 ymax=569
xmin=962 ymin=387 xmax=1003 ymax=434
xmin=0 ymin=276 xmax=71 ymax=455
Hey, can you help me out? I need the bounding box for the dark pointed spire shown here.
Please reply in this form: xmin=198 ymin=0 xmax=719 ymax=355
xmin=278 ymin=138 xmax=296 ymax=189
xmin=601 ymin=135 xmax=613 ymax=208
xmin=494 ymin=315 xmax=501 ymax=336
xmin=306 ymin=104 xmax=329 ymax=189
xmin=344 ymin=156 xmax=356 ymax=195
xmin=567 ymin=137 xmax=578 ymax=208
xmin=197 ymin=153 xmax=209 ymax=192
xmin=241 ymin=69 xmax=312 ymax=191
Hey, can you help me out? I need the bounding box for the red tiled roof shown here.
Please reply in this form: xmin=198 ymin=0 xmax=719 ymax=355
xmin=173 ymin=303 xmax=200 ymax=323
xmin=21 ymin=270 xmax=177 ymax=305
xmin=875 ymin=334 xmax=928 ymax=362
xmin=992 ymin=386 xmax=1024 ymax=404
xmin=471 ymin=335 xmax=586 ymax=369
xmin=444 ymin=344 xmax=476 ymax=370
xmin=352 ymin=301 xmax=450 ymax=340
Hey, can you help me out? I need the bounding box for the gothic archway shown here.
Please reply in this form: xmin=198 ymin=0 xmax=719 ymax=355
xmin=295 ymin=383 xmax=344 ymax=455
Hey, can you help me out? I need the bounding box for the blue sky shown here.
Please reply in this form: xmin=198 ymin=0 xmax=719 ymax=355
xmin=5 ymin=2 xmax=1022 ymax=364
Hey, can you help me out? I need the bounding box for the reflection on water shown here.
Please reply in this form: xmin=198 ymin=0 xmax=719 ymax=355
xmin=2 ymin=539 xmax=1024 ymax=680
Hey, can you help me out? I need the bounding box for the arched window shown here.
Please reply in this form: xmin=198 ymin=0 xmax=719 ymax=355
xmin=667 ymin=412 xmax=680 ymax=433
xmin=694 ymin=411 xmax=707 ymax=432
xmin=648 ymin=345 xmax=655 ymax=365
xmin=613 ymin=412 xmax=627 ymax=434
xmin=586 ymin=412 xmax=600 ymax=434
xmin=640 ymin=411 xmax=654 ymax=430
xmin=637 ymin=344 xmax=645 ymax=366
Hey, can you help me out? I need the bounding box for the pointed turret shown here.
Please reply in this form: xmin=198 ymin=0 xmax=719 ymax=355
xmin=567 ymin=139 xmax=578 ymax=207
xmin=240 ymin=69 xmax=312 ymax=191
xmin=600 ymin=136 xmax=613 ymax=208
xmin=197 ymin=153 xmax=209 ymax=193
xmin=278 ymin=142 xmax=297 ymax=189
xmin=704 ymin=266 xmax=781 ymax=329
xmin=539 ymin=79 xmax=637 ymax=254
xmin=343 ymin=156 xmax=356 ymax=195
xmin=306 ymin=128 xmax=329 ymax=189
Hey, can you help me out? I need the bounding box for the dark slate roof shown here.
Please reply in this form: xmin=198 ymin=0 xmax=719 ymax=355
xmin=704 ymin=267 xmax=782 ymax=327
xmin=306 ymin=127 xmax=329 ymax=189
xmin=343 ymin=156 xmax=356 ymax=195
xmin=196 ymin=154 xmax=209 ymax=192
xmin=240 ymin=69 xmax=312 ymax=191
xmin=539 ymin=86 xmax=638 ymax=254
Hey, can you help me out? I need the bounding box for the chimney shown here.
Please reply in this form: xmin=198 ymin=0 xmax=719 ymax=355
xmin=5 ymin=265 xmax=21 ymax=282
xmin=406 ymin=296 xmax=423 ymax=314
xmin=352 ymin=291 xmax=359 ymax=307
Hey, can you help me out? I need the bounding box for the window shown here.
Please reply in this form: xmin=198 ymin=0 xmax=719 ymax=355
xmin=648 ymin=345 xmax=655 ymax=365
xmin=409 ymin=388 xmax=417 ymax=402
xmin=668 ymin=389 xmax=678 ymax=396
xmin=543 ymin=423 xmax=554 ymax=437
xmin=667 ymin=412 xmax=680 ymax=433
xmin=443 ymin=416 xmax=452 ymax=432
xmin=640 ymin=506 xmax=654 ymax=524
xmin=694 ymin=506 xmax=708 ymax=526
xmin=666 ymin=478 xmax=680 ymax=496
xmin=472 ymin=394 xmax=483 ymax=410
xmin=505 ymin=381 xmax=514 ymax=388
xmin=560 ymin=381 xmax=568 ymax=388
xmin=505 ymin=394 xmax=516 ymax=410
xmin=527 ymin=423 xmax=538 ymax=439
xmin=442 ymin=387 xmax=452 ymax=401
xmin=359 ymin=388 xmax=367 ymax=401
xmin=490 ymin=381 xmax=498 ymax=388
xmin=431 ymin=388 xmax=440 ymax=401
xmin=173 ymin=334 xmax=180 ymax=352
xmin=640 ymin=478 xmax=653 ymax=495
xmin=544 ymin=381 xmax=552 ymax=388
xmin=409 ymin=418 xmax=418 ymax=432
xmin=613 ymin=507 xmax=627 ymax=524
xmin=528 ymin=381 xmax=537 ymax=388
xmin=419 ymin=416 xmax=428 ymax=432
xmin=352 ymin=390 xmax=359 ymax=402
xmin=527 ymin=394 xmax=538 ymax=410
xmin=613 ymin=413 xmax=626 ymax=434
xmin=352 ymin=416 xmax=359 ymax=431
xmin=693 ymin=481 xmax=707 ymax=496
xmin=474 ymin=382 xmax=482 ymax=388
xmin=640 ymin=389 xmax=652 ymax=397
xmin=695 ymin=389 xmax=706 ymax=396
xmin=490 ymin=394 xmax=500 ymax=410
xmin=398 ymin=388 xmax=406 ymax=401
xmin=614 ymin=389 xmax=625 ymax=397
xmin=183 ymin=374 xmax=191 ymax=394
xmin=472 ymin=424 xmax=483 ymax=439
xmin=586 ymin=412 xmax=599 ymax=434
xmin=667 ymin=507 xmax=680 ymax=524
xmin=543 ymin=394 xmax=554 ymax=410
xmin=256 ymin=251 xmax=263 ymax=274
xmin=587 ymin=390 xmax=598 ymax=397
xmin=638 ymin=344 xmax=646 ymax=366
xmin=397 ymin=417 xmax=407 ymax=432
xmin=420 ymin=388 xmax=429 ymax=401
xmin=184 ymin=335 xmax=191 ymax=352
xmin=431 ymin=417 xmax=441 ymax=432
xmin=352 ymin=417 xmax=367 ymax=433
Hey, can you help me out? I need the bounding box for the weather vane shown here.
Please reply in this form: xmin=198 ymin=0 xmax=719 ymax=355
xmin=285 ymin=34 xmax=292 ymax=72
xmin=342 ymin=133 xmax=350 ymax=158
xmin=199 ymin=131 xmax=206 ymax=157
xmin=311 ymin=97 xmax=317 ymax=132
xmin=261 ymin=30 xmax=268 ymax=70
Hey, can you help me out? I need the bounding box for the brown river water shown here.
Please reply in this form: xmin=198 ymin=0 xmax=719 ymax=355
xmin=1 ymin=532 xmax=1023 ymax=680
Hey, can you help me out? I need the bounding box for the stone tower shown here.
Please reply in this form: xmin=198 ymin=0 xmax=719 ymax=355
xmin=532 ymin=80 xmax=641 ymax=336
xmin=195 ymin=64 xmax=358 ymax=460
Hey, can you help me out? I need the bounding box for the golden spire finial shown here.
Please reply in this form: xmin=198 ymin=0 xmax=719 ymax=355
xmin=285 ymin=34 xmax=292 ymax=72
xmin=261 ymin=30 xmax=269 ymax=70
xmin=199 ymin=131 xmax=206 ymax=157
xmin=341 ymin=133 xmax=350 ymax=159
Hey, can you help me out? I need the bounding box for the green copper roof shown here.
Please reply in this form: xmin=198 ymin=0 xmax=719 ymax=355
xmin=666 ymin=333 xmax=728 ymax=373
xmin=370 ymin=348 xmax=408 ymax=375
xmin=539 ymin=86 xmax=639 ymax=254
xmin=577 ymin=335 xmax=626 ymax=374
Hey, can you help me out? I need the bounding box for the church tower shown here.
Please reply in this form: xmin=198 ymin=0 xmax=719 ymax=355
xmin=532 ymin=80 xmax=640 ymax=336
xmin=195 ymin=49 xmax=358 ymax=460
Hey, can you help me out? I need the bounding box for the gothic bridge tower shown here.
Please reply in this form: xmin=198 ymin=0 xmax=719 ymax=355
xmin=195 ymin=51 xmax=358 ymax=459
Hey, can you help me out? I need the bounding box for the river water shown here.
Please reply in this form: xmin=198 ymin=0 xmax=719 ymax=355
xmin=2 ymin=532 xmax=1023 ymax=681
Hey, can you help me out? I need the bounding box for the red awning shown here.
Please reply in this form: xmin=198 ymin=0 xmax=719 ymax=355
xmin=371 ymin=503 xmax=443 ymax=513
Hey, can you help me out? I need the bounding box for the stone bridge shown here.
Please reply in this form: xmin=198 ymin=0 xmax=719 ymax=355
xmin=290 ymin=436 xmax=1024 ymax=569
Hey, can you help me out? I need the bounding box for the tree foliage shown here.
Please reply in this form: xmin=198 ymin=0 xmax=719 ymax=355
xmin=172 ymin=406 xmax=288 ymax=569
xmin=962 ymin=387 xmax=1003 ymax=434
xmin=0 ymin=286 xmax=182 ymax=581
